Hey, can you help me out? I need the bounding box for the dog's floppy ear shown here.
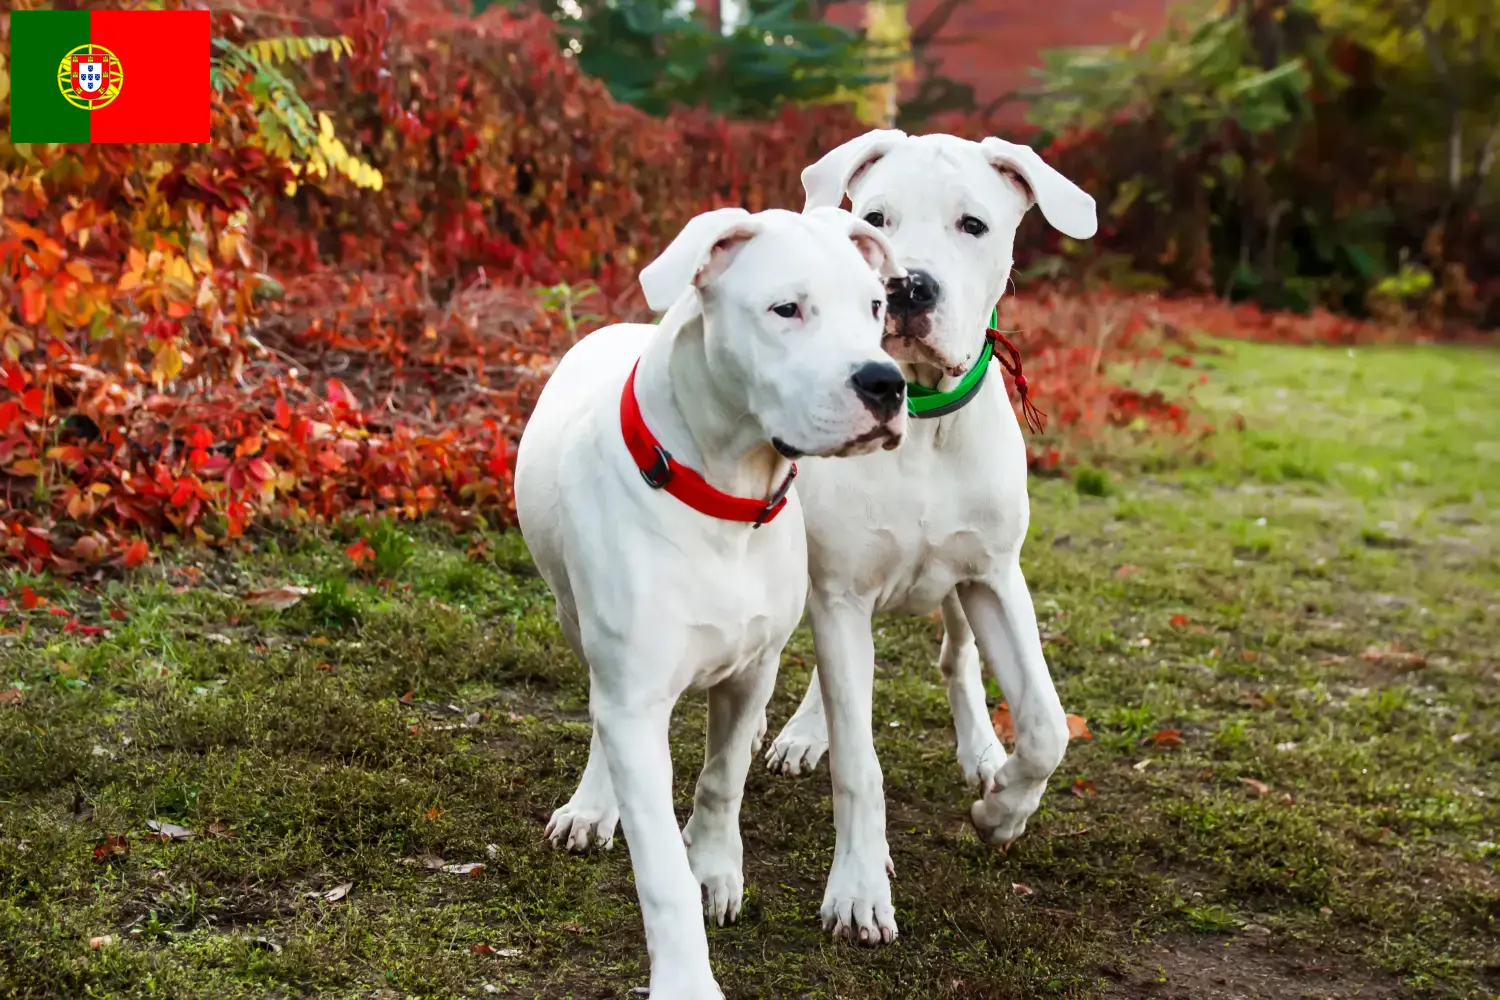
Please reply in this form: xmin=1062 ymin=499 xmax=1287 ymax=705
xmin=801 ymin=129 xmax=907 ymax=211
xmin=979 ymin=136 xmax=1098 ymax=240
xmin=804 ymin=206 xmax=906 ymax=281
xmin=638 ymin=207 xmax=760 ymax=312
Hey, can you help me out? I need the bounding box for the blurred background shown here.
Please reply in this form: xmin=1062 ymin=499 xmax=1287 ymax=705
xmin=1 ymin=4 xmax=1496 ymax=998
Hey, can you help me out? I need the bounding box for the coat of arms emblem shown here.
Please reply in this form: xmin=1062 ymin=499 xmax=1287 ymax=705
xmin=57 ymin=44 xmax=123 ymax=110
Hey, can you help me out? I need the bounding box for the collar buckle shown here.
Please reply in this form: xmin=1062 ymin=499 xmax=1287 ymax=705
xmin=753 ymin=463 xmax=798 ymax=529
xmin=640 ymin=445 xmax=673 ymax=489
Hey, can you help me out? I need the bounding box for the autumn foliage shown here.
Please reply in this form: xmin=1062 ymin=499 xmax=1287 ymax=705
xmin=0 ymin=0 xmax=1462 ymax=575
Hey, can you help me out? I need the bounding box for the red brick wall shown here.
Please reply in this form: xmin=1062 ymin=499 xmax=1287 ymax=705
xmin=833 ymin=0 xmax=1171 ymax=127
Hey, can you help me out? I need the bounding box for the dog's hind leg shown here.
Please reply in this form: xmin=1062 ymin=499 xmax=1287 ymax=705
xmin=683 ymin=658 xmax=778 ymax=927
xmin=764 ymin=669 xmax=830 ymax=776
xmin=939 ymin=590 xmax=1006 ymax=794
xmin=957 ymin=565 xmax=1068 ymax=848
xmin=545 ymin=612 xmax=621 ymax=852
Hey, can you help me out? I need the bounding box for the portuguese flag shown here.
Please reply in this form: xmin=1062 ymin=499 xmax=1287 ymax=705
xmin=8 ymin=10 xmax=210 ymax=144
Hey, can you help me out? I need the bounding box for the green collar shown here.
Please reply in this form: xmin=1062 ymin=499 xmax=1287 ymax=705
xmin=904 ymin=307 xmax=998 ymax=420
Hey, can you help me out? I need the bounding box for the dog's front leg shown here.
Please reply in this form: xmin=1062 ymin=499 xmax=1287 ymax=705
xmin=683 ymin=659 xmax=778 ymax=928
xmin=957 ymin=563 xmax=1068 ymax=848
xmin=595 ymin=694 xmax=722 ymax=999
xmin=939 ymin=591 xmax=1008 ymax=794
xmin=546 ymin=727 xmax=620 ymax=851
xmin=810 ymin=593 xmax=898 ymax=944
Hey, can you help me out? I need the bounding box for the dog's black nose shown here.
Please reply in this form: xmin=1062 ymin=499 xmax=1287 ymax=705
xmin=850 ymin=361 xmax=906 ymax=419
xmin=887 ymin=269 xmax=940 ymax=316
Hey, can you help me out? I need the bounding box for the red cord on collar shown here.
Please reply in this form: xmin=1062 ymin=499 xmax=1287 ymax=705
xmin=987 ymin=328 xmax=1048 ymax=435
xmin=619 ymin=361 xmax=797 ymax=528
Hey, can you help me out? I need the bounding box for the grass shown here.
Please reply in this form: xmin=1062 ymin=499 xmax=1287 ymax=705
xmin=2 ymin=340 xmax=1497 ymax=1000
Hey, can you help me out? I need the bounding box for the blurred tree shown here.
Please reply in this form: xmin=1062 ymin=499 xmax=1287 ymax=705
xmin=483 ymin=0 xmax=891 ymax=118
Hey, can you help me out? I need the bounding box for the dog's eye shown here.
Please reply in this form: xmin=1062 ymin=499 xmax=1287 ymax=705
xmin=863 ymin=211 xmax=886 ymax=228
xmin=871 ymin=300 xmax=882 ymax=319
xmin=959 ymin=215 xmax=989 ymax=237
xmin=771 ymin=302 xmax=801 ymax=319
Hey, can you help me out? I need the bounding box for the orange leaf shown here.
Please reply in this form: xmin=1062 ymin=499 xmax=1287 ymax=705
xmin=472 ymin=943 xmax=496 ymax=955
xmin=425 ymin=805 xmax=444 ymax=821
xmin=123 ymin=539 xmax=151 ymax=569
xmin=1169 ymin=614 xmax=1189 ymax=628
xmin=1146 ymin=729 xmax=1184 ymax=749
xmin=0 ymin=687 xmax=23 ymax=708
xmin=991 ymin=702 xmax=1015 ymax=743
xmin=1238 ymin=777 xmax=1272 ymax=797
xmin=346 ymin=539 xmax=375 ymax=566
xmin=398 ymin=689 xmax=415 ymax=705
xmin=1071 ymin=779 xmax=1096 ymax=799
xmin=1065 ymin=714 xmax=1092 ymax=741
xmin=93 ymin=835 xmax=130 ymax=862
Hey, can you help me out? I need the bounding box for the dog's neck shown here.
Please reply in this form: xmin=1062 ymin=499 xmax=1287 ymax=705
xmin=632 ymin=300 xmax=792 ymax=504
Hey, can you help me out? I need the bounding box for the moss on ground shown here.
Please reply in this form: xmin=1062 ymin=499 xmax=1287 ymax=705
xmin=2 ymin=341 xmax=1497 ymax=999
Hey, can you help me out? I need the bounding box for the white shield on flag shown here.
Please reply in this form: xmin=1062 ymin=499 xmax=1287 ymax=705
xmin=78 ymin=61 xmax=104 ymax=94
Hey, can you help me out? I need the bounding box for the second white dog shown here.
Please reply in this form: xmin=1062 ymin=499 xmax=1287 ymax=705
xmin=763 ymin=129 xmax=1098 ymax=944
xmin=515 ymin=205 xmax=905 ymax=998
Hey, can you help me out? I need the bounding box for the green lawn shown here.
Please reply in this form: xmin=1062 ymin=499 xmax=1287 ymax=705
xmin=2 ymin=341 xmax=1497 ymax=1000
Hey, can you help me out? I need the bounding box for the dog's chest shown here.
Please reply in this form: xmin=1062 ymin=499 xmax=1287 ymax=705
xmin=802 ymin=430 xmax=1028 ymax=616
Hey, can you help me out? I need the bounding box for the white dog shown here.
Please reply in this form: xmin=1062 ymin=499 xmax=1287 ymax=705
xmin=514 ymin=205 xmax=906 ymax=998
xmin=761 ymin=130 xmax=1098 ymax=944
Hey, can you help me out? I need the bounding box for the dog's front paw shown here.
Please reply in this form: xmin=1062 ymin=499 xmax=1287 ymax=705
xmin=683 ymin=815 xmax=745 ymax=927
xmin=750 ymin=708 xmax=769 ymax=758
xmin=646 ymin=975 xmax=725 ymax=1000
xmin=545 ymin=797 xmax=619 ymax=852
xmin=957 ymin=734 xmax=1006 ymax=794
xmin=820 ymin=853 xmax=898 ymax=945
xmin=968 ymin=769 xmax=1046 ymax=849
xmin=764 ymin=713 xmax=829 ymax=776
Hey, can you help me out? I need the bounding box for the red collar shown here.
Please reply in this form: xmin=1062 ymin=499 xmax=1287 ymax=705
xmin=619 ymin=361 xmax=796 ymax=528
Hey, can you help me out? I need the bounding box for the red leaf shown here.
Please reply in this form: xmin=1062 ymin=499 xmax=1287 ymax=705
xmin=1146 ymin=729 xmax=1185 ymax=749
xmin=19 ymin=587 xmax=41 ymax=610
xmin=1169 ymin=614 xmax=1189 ymax=628
xmin=274 ymin=397 xmax=292 ymax=429
xmin=346 ymin=539 xmax=375 ymax=566
xmin=124 ymin=539 xmax=151 ymax=569
xmin=93 ymin=835 xmax=130 ymax=862
xmin=1 ymin=365 xmax=24 ymax=393
xmin=21 ymin=388 xmax=45 ymax=418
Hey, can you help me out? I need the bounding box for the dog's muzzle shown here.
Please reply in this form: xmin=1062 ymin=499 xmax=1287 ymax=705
xmin=886 ymin=269 xmax=940 ymax=318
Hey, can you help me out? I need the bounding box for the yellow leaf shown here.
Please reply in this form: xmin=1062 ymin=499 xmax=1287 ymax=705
xmin=271 ymin=38 xmax=287 ymax=63
xmin=152 ymin=342 xmax=184 ymax=385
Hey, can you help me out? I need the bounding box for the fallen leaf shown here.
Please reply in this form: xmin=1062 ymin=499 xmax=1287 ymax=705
xmin=465 ymin=711 xmax=482 ymax=725
xmin=316 ymin=662 xmax=333 ymax=671
xmin=19 ymin=587 xmax=42 ymax=610
xmin=146 ymin=820 xmax=194 ymax=841
xmin=206 ymin=823 xmax=232 ymax=839
xmin=991 ymin=702 xmax=1015 ymax=743
xmin=322 ymin=881 xmax=354 ymax=903
xmin=1011 ymin=882 xmax=1035 ymax=897
xmin=1116 ymin=564 xmax=1137 ymax=577
xmin=1238 ymin=777 xmax=1272 ymax=797
xmin=497 ymin=947 xmax=522 ymax=958
xmin=1169 ymin=614 xmax=1189 ymax=628
xmin=442 ymin=862 xmax=485 ymax=877
xmin=1071 ymin=779 xmax=1097 ymax=799
xmin=425 ymin=805 xmax=444 ymax=821
xmin=0 ymin=687 xmax=22 ymax=708
xmin=1451 ymin=732 xmax=1471 ymax=744
xmin=1133 ymin=759 xmax=1152 ymax=771
xmin=1146 ymin=729 xmax=1184 ymax=749
xmin=89 ymin=935 xmax=114 ymax=949
xmin=108 ymin=608 xmax=127 ymax=621
xmin=408 ymin=724 xmax=421 ymax=735
xmin=398 ymin=689 xmax=415 ymax=705
xmin=93 ymin=835 xmax=129 ymax=862
xmin=245 ymin=585 xmax=310 ymax=610
xmin=1065 ymin=714 xmax=1092 ymax=741
xmin=1360 ymin=644 xmax=1427 ymax=670
xmin=561 ymin=921 xmax=584 ymax=934
xmin=472 ymin=942 xmax=496 ymax=955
